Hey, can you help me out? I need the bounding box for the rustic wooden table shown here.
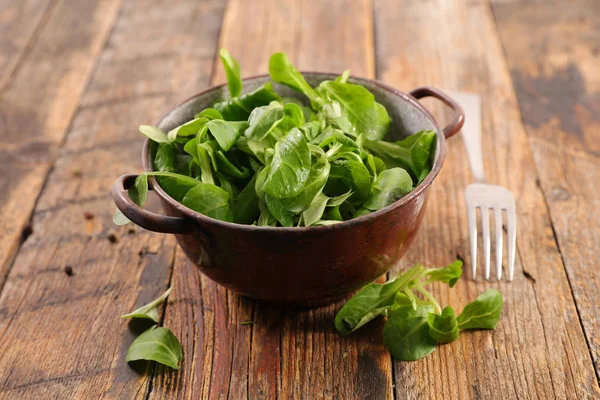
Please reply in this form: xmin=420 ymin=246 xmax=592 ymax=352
xmin=0 ymin=0 xmax=598 ymax=398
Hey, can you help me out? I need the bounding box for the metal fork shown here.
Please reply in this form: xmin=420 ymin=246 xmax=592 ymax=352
xmin=452 ymin=92 xmax=517 ymax=281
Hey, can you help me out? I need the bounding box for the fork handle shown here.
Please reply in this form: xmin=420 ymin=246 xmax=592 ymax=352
xmin=450 ymin=92 xmax=485 ymax=183
xmin=409 ymin=86 xmax=465 ymax=139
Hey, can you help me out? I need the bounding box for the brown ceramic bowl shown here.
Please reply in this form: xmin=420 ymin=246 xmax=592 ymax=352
xmin=113 ymin=74 xmax=464 ymax=304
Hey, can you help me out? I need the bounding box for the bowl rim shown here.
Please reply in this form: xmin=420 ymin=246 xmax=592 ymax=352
xmin=143 ymin=72 xmax=446 ymax=233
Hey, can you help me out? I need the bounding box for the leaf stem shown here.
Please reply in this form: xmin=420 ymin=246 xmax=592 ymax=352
xmin=414 ymin=285 xmax=442 ymax=314
xmin=403 ymin=288 xmax=418 ymax=310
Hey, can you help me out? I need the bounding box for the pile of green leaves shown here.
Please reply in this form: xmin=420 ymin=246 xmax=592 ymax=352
xmin=335 ymin=261 xmax=503 ymax=361
xmin=115 ymin=49 xmax=437 ymax=227
xmin=121 ymin=288 xmax=183 ymax=369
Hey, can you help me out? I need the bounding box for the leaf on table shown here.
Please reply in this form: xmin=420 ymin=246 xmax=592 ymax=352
xmin=457 ymin=289 xmax=503 ymax=330
xmin=121 ymin=288 xmax=172 ymax=323
xmin=383 ymin=303 xmax=437 ymax=361
xmin=427 ymin=306 xmax=460 ymax=343
xmin=334 ymin=264 xmax=425 ymax=335
xmin=425 ymin=260 xmax=463 ymax=288
xmin=126 ymin=326 xmax=183 ymax=370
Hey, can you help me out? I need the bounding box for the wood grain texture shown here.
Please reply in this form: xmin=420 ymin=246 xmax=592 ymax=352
xmin=0 ymin=0 xmax=225 ymax=398
xmin=492 ymin=0 xmax=600 ymax=377
xmin=0 ymin=0 xmax=53 ymax=91
xmin=374 ymin=0 xmax=600 ymax=398
xmin=0 ymin=0 xmax=122 ymax=287
xmin=0 ymin=0 xmax=597 ymax=398
xmin=150 ymin=0 xmax=394 ymax=399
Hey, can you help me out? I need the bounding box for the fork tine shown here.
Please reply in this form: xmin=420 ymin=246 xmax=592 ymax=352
xmin=507 ymin=207 xmax=517 ymax=281
xmin=494 ymin=208 xmax=503 ymax=280
xmin=481 ymin=207 xmax=491 ymax=279
xmin=467 ymin=205 xmax=478 ymax=279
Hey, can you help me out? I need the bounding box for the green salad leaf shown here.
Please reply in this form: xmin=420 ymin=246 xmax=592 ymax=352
xmin=114 ymin=174 xmax=149 ymax=226
xmin=167 ymin=117 xmax=208 ymax=142
xmin=362 ymin=168 xmax=413 ymax=211
xmin=181 ymin=183 xmax=232 ymax=222
xmin=121 ymin=288 xmax=172 ymax=323
xmin=302 ymin=191 xmax=329 ymax=226
xmin=334 ymin=264 xmax=424 ymax=334
xmin=215 ymin=83 xmax=281 ymax=121
xmin=457 ymin=289 xmax=503 ymax=330
xmin=139 ymin=125 xmax=169 ymax=143
xmin=125 ymin=326 xmax=183 ymax=370
xmin=269 ymin=52 xmax=322 ymax=107
xmin=244 ymin=101 xmax=285 ymax=141
xmin=384 ymin=303 xmax=437 ymax=361
xmin=207 ymin=120 xmax=248 ymax=151
xmin=116 ymin=49 xmax=440 ymax=228
xmin=154 ymin=143 xmax=177 ymax=172
xmin=263 ymin=128 xmax=311 ymax=199
xmin=317 ymin=80 xmax=391 ymax=140
xmin=334 ymin=260 xmax=503 ymax=361
xmin=425 ymin=260 xmax=463 ymax=288
xmin=231 ymin=173 xmax=260 ymax=224
xmin=427 ymin=306 xmax=460 ymax=343
xmin=362 ymin=130 xmax=436 ymax=182
xmin=219 ymin=48 xmax=242 ymax=98
xmin=324 ymin=155 xmax=372 ymax=201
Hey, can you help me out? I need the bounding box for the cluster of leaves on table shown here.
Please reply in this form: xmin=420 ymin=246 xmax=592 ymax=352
xmin=115 ymin=49 xmax=437 ymax=227
xmin=119 ymin=262 xmax=504 ymax=369
xmin=335 ymin=261 xmax=503 ymax=361
xmin=121 ymin=288 xmax=183 ymax=370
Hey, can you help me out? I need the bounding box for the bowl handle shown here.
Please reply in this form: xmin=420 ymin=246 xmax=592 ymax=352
xmin=409 ymin=86 xmax=465 ymax=139
xmin=113 ymin=174 xmax=193 ymax=234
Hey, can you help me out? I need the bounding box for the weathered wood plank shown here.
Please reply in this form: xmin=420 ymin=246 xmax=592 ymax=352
xmin=0 ymin=0 xmax=122 ymax=286
xmin=492 ymin=0 xmax=600 ymax=376
xmin=0 ymin=0 xmax=53 ymax=90
xmin=151 ymin=0 xmax=394 ymax=399
xmin=374 ymin=0 xmax=600 ymax=398
xmin=0 ymin=0 xmax=226 ymax=398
